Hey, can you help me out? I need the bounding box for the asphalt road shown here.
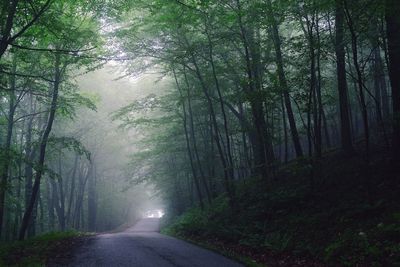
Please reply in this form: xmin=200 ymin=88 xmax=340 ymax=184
xmin=51 ymin=218 xmax=243 ymax=267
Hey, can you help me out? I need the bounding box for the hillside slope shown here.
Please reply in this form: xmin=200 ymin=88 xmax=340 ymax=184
xmin=163 ymin=148 xmax=400 ymax=266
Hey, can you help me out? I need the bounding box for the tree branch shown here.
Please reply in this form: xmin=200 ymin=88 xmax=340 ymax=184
xmin=9 ymin=0 xmax=53 ymax=43
xmin=0 ymin=69 xmax=54 ymax=82
xmin=172 ymin=0 xmax=206 ymax=13
xmin=13 ymin=110 xmax=49 ymax=124
xmin=10 ymin=43 xmax=97 ymax=54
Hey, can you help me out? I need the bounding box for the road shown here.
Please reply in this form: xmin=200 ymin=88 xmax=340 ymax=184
xmin=50 ymin=218 xmax=243 ymax=267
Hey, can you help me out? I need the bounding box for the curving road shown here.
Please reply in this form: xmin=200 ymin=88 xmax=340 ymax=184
xmin=50 ymin=218 xmax=243 ymax=267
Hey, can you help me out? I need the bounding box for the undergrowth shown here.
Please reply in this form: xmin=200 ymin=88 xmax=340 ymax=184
xmin=163 ymin=149 xmax=400 ymax=266
xmin=0 ymin=231 xmax=85 ymax=266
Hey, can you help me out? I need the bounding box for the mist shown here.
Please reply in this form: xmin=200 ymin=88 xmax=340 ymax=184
xmin=1 ymin=0 xmax=400 ymax=266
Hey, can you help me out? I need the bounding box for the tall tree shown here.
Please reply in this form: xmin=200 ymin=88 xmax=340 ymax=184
xmin=335 ymin=0 xmax=353 ymax=154
xmin=266 ymin=0 xmax=303 ymax=158
xmin=19 ymin=52 xmax=61 ymax=240
xmin=385 ymin=0 xmax=400 ymax=162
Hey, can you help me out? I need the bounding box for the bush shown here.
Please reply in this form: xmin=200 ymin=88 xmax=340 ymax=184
xmin=0 ymin=231 xmax=83 ymax=266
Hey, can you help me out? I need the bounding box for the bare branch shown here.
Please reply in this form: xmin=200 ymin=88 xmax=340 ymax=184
xmin=13 ymin=110 xmax=49 ymax=123
xmin=10 ymin=43 xmax=97 ymax=54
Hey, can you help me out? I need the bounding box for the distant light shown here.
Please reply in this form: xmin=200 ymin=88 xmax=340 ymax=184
xmin=144 ymin=209 xmax=164 ymax=218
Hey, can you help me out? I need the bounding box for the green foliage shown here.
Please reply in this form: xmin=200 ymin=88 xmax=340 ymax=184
xmin=47 ymin=136 xmax=91 ymax=160
xmin=324 ymin=222 xmax=400 ymax=266
xmin=164 ymin=207 xmax=208 ymax=237
xmin=57 ymin=90 xmax=98 ymax=119
xmin=162 ymin=152 xmax=400 ymax=266
xmin=263 ymin=232 xmax=292 ymax=252
xmin=0 ymin=231 xmax=84 ymax=266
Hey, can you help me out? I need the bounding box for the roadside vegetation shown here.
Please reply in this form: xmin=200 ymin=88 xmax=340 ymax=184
xmin=0 ymin=231 xmax=86 ymax=266
xmin=1 ymin=0 xmax=400 ymax=266
xmin=163 ymin=147 xmax=400 ymax=266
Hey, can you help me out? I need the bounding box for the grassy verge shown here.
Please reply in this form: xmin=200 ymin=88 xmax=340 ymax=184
xmin=161 ymin=149 xmax=400 ymax=266
xmin=0 ymin=231 xmax=89 ymax=266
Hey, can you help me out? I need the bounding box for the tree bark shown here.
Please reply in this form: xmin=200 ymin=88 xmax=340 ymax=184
xmin=267 ymin=0 xmax=303 ymax=158
xmin=385 ymin=0 xmax=400 ymax=161
xmin=19 ymin=53 xmax=61 ymax=240
xmin=88 ymin=162 xmax=97 ymax=232
xmin=0 ymin=0 xmax=18 ymax=58
xmin=66 ymin=154 xmax=78 ymax=226
xmin=183 ymin=68 xmax=212 ymax=204
xmin=335 ymin=0 xmax=354 ymax=154
xmin=173 ymin=68 xmax=204 ymax=210
xmin=0 ymin=57 xmax=17 ymax=238
xmin=236 ymin=0 xmax=274 ymax=179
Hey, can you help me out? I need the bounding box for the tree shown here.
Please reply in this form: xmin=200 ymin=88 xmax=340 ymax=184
xmin=335 ymin=0 xmax=354 ymax=154
xmin=0 ymin=0 xmax=53 ymax=59
xmin=385 ymin=0 xmax=400 ymax=162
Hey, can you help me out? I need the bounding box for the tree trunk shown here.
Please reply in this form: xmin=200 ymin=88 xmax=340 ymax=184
xmin=173 ymin=69 xmax=205 ymax=210
xmin=66 ymin=155 xmax=78 ymax=226
xmin=267 ymin=0 xmax=303 ymax=158
xmin=0 ymin=0 xmax=18 ymax=59
xmin=344 ymin=1 xmax=370 ymax=161
xmin=385 ymin=0 xmax=400 ymax=161
xmin=183 ymin=68 xmax=212 ymax=204
xmin=335 ymin=0 xmax=354 ymax=154
xmin=24 ymin=95 xmax=37 ymax=236
xmin=0 ymin=57 xmax=16 ymax=239
xmin=88 ymin=162 xmax=97 ymax=232
xmin=236 ymin=0 xmax=274 ymax=179
xmin=19 ymin=53 xmax=61 ymax=240
xmin=204 ymin=23 xmax=236 ymax=198
xmin=46 ymin=179 xmax=55 ymax=230
xmin=182 ymin=35 xmax=236 ymax=206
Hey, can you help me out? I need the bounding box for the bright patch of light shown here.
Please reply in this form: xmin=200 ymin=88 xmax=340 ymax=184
xmin=144 ymin=209 xmax=164 ymax=218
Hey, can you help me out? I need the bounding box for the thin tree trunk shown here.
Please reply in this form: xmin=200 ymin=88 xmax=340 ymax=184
xmin=19 ymin=53 xmax=61 ymax=240
xmin=66 ymin=154 xmax=78 ymax=226
xmin=183 ymin=68 xmax=212 ymax=204
xmin=24 ymin=95 xmax=37 ymax=236
xmin=344 ymin=2 xmax=370 ymax=162
xmin=267 ymin=0 xmax=303 ymax=158
xmin=50 ymin=178 xmax=63 ymax=230
xmin=236 ymin=0 xmax=273 ymax=179
xmin=182 ymin=36 xmax=236 ymax=206
xmin=88 ymin=162 xmax=97 ymax=232
xmin=56 ymin=153 xmax=65 ymax=230
xmin=0 ymin=57 xmax=17 ymax=239
xmin=335 ymin=0 xmax=354 ymax=154
xmin=315 ymin=14 xmax=323 ymax=157
xmin=281 ymin=94 xmax=288 ymax=162
xmin=385 ymin=0 xmax=400 ymax=162
xmin=204 ymin=23 xmax=236 ymax=198
xmin=46 ymin=179 xmax=55 ymax=230
xmin=173 ymin=69 xmax=204 ymax=210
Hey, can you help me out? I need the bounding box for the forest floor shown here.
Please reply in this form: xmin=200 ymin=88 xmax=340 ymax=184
xmin=162 ymin=146 xmax=400 ymax=266
xmin=0 ymin=231 xmax=89 ymax=266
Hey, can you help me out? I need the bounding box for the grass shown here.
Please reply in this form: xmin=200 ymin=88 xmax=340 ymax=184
xmin=0 ymin=231 xmax=88 ymax=267
xmin=161 ymin=147 xmax=400 ymax=266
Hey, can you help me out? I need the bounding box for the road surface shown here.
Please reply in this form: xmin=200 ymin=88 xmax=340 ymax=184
xmin=50 ymin=218 xmax=243 ymax=267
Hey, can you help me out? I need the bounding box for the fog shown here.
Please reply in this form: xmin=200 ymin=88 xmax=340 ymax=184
xmin=1 ymin=2 xmax=399 ymax=265
xmin=68 ymin=65 xmax=168 ymax=230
